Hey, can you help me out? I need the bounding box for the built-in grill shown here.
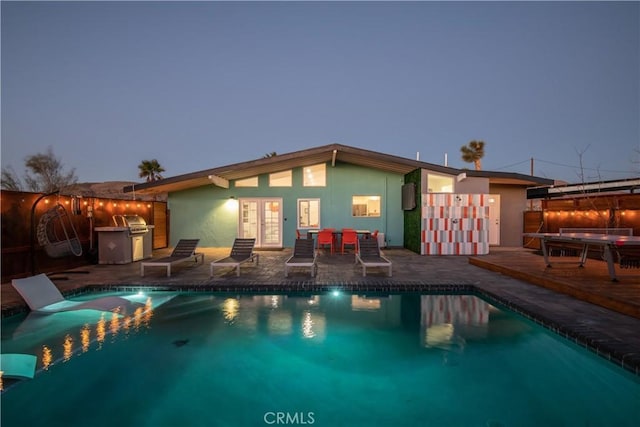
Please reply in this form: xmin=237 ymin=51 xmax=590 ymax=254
xmin=113 ymin=215 xmax=149 ymax=235
xmin=95 ymin=215 xmax=152 ymax=264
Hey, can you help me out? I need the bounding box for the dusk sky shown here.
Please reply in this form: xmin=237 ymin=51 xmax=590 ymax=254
xmin=2 ymin=1 xmax=639 ymax=185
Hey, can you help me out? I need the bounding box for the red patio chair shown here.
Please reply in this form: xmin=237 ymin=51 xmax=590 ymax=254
xmin=317 ymin=229 xmax=335 ymax=255
xmin=341 ymin=229 xmax=359 ymax=254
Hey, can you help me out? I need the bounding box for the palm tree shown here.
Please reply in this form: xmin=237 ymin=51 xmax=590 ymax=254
xmin=460 ymin=140 xmax=485 ymax=170
xmin=138 ymin=159 xmax=165 ymax=182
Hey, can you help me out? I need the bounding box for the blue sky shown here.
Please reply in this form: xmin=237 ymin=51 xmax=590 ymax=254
xmin=2 ymin=1 xmax=639 ymax=184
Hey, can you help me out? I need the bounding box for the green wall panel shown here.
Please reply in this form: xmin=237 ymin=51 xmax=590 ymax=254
xmin=403 ymin=169 xmax=422 ymax=254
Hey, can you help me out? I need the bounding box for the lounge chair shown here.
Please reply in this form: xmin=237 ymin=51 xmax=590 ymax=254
xmin=355 ymin=237 xmax=392 ymax=277
xmin=0 ymin=353 xmax=37 ymax=379
xmin=285 ymin=238 xmax=318 ymax=277
xmin=140 ymin=239 xmax=204 ymax=277
xmin=210 ymin=238 xmax=259 ymax=277
xmin=11 ymin=273 xmax=144 ymax=314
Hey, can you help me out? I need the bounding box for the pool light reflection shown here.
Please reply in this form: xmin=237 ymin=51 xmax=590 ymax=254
xmin=223 ymin=298 xmax=240 ymax=323
xmin=42 ymin=346 xmax=52 ymax=370
xmin=15 ymin=296 xmax=158 ymax=376
xmin=302 ymin=311 xmax=315 ymax=339
xmin=81 ymin=324 xmax=91 ymax=353
xmin=63 ymin=335 xmax=73 ymax=362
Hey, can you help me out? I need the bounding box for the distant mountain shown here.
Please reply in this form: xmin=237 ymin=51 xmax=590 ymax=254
xmin=66 ymin=181 xmax=166 ymax=201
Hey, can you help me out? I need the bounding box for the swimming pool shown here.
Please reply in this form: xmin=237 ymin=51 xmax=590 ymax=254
xmin=1 ymin=291 xmax=639 ymax=426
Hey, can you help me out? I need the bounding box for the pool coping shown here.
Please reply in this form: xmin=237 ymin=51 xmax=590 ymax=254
xmin=3 ymin=280 xmax=639 ymax=377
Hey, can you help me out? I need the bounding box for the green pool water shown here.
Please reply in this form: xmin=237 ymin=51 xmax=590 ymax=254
xmin=1 ymin=292 xmax=639 ymax=426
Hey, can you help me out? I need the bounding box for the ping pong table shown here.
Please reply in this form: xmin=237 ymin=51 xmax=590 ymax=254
xmin=524 ymin=232 xmax=640 ymax=282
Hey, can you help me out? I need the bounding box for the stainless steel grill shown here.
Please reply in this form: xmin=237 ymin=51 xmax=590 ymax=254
xmin=112 ymin=215 xmax=149 ymax=235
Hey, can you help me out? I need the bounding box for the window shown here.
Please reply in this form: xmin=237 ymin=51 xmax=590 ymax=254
xmin=269 ymin=170 xmax=292 ymax=187
xmin=303 ymin=163 xmax=326 ymax=187
xmin=298 ymin=199 xmax=320 ymax=228
xmin=427 ymin=174 xmax=454 ymax=193
xmin=235 ymin=177 xmax=258 ymax=187
xmin=352 ymin=195 xmax=380 ymax=217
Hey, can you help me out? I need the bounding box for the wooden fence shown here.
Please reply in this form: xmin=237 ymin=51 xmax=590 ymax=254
xmin=1 ymin=190 xmax=168 ymax=282
xmin=523 ymin=193 xmax=640 ymax=250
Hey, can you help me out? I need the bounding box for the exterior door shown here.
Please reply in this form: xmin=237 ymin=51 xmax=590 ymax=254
xmin=239 ymin=198 xmax=282 ymax=248
xmin=488 ymin=194 xmax=501 ymax=246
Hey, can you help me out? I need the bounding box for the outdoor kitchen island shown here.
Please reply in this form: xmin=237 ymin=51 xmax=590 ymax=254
xmin=95 ymin=215 xmax=153 ymax=264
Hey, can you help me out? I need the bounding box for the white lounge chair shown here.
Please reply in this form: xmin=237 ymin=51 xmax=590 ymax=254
xmin=285 ymin=239 xmax=317 ymax=277
xmin=140 ymin=239 xmax=204 ymax=277
xmin=355 ymin=237 xmax=392 ymax=277
xmin=210 ymin=238 xmax=259 ymax=277
xmin=0 ymin=353 xmax=37 ymax=379
xmin=11 ymin=273 xmax=143 ymax=314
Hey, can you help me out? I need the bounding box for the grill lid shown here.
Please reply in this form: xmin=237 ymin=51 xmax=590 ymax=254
xmin=113 ymin=215 xmax=148 ymax=233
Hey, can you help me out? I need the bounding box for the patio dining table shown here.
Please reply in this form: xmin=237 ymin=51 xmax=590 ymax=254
xmin=305 ymin=229 xmax=371 ymax=239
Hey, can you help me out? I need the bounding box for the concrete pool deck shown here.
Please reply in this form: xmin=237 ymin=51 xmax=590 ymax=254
xmin=2 ymin=246 xmax=639 ymax=375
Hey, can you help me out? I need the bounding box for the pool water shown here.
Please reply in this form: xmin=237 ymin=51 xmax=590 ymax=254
xmin=1 ymin=292 xmax=639 ymax=426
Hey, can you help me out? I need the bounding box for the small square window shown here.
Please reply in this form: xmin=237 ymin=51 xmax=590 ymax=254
xmin=427 ymin=174 xmax=454 ymax=193
xmin=298 ymin=199 xmax=320 ymax=229
xmin=352 ymin=195 xmax=381 ymax=217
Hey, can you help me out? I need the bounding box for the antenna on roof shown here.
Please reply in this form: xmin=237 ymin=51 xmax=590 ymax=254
xmin=416 ymin=152 xmax=420 ymax=161
xmin=444 ymin=153 xmax=448 ymax=166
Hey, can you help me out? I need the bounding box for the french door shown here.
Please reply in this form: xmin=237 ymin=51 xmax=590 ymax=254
xmin=238 ymin=198 xmax=282 ymax=248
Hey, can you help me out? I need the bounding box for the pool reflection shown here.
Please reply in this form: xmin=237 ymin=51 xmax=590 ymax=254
xmin=421 ymin=295 xmax=492 ymax=350
xmin=4 ymin=296 xmax=160 ymax=377
xmin=213 ymin=294 xmax=496 ymax=349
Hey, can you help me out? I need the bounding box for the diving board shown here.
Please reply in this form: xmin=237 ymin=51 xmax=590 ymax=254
xmin=524 ymin=232 xmax=640 ymax=282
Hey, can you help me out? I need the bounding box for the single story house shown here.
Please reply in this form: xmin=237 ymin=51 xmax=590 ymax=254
xmin=124 ymin=144 xmax=553 ymax=254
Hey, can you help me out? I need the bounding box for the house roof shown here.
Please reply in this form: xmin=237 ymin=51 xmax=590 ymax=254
xmin=461 ymin=169 xmax=555 ymax=186
xmin=124 ymin=143 xmax=553 ymax=195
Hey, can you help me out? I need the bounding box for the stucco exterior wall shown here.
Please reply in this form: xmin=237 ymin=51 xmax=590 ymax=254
xmin=489 ymin=184 xmax=529 ymax=247
xmin=167 ymin=162 xmax=406 ymax=248
xmin=455 ymin=176 xmax=490 ymax=193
